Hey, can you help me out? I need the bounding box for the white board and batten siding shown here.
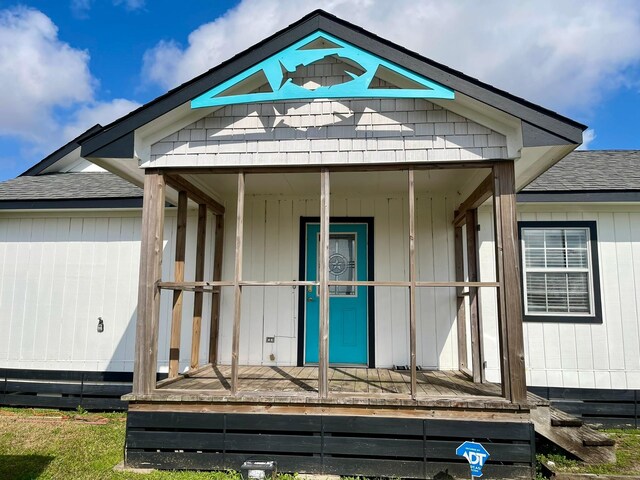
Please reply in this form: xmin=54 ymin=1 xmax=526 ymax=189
xmin=0 ymin=210 xmax=216 ymax=373
xmin=216 ymin=193 xmax=460 ymax=370
xmin=478 ymin=204 xmax=640 ymax=390
xmin=0 ymin=193 xmax=462 ymax=373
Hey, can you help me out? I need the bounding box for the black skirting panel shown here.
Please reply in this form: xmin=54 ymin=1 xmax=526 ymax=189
xmin=0 ymin=369 xmax=165 ymax=411
xmin=126 ymin=411 xmax=535 ymax=479
xmin=530 ymin=386 xmax=640 ymax=429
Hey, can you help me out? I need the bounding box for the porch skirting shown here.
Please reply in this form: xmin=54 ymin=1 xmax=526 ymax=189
xmin=124 ymin=410 xmax=536 ymax=479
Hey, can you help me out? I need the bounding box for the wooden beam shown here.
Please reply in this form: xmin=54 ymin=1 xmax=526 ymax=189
xmin=454 ymin=224 xmax=468 ymax=372
xmin=190 ymin=204 xmax=207 ymax=369
xmin=168 ymin=190 xmax=188 ymax=378
xmin=408 ymin=168 xmax=417 ymax=400
xmin=132 ymin=171 xmax=165 ymax=395
xmin=492 ymin=161 xmax=527 ymax=403
xmin=208 ymin=214 xmax=224 ymax=365
xmin=453 ymin=173 xmax=494 ymax=226
xmin=230 ymin=173 xmax=245 ymax=395
xmin=156 ymin=160 xmax=499 ymax=176
xmin=318 ymin=169 xmax=330 ymax=399
xmin=466 ymin=209 xmax=484 ymax=383
xmin=165 ymin=173 xmax=225 ymax=215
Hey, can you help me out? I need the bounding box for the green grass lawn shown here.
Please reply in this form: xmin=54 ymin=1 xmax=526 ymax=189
xmin=4 ymin=406 xmax=640 ymax=480
xmin=0 ymin=407 xmax=241 ymax=480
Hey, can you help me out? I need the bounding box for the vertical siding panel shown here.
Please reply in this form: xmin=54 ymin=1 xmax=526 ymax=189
xmin=431 ymin=196 xmax=452 ymax=369
xmin=374 ymin=197 xmax=392 ymax=367
xmin=477 ymin=207 xmax=500 ymax=382
xmin=9 ymin=219 xmax=32 ymax=363
xmin=247 ymin=197 xmax=266 ymax=365
xmin=123 ymin=216 xmax=142 ymax=372
xmin=416 ymin=195 xmax=436 ymax=367
xmin=0 ymin=219 xmax=10 ymax=361
xmin=84 ymin=218 xmax=109 ymax=370
xmin=614 ymin=212 xmax=639 ymax=388
xmin=261 ymin=198 xmax=280 ymax=365
xmin=388 ymin=196 xmax=409 ymax=366
xmin=23 ymin=219 xmax=45 ymax=363
xmin=100 ymin=217 xmax=123 ymax=370
xmin=219 ymin=198 xmax=237 ymax=364
xmin=597 ymin=212 xmax=624 ymax=381
xmin=628 ymin=212 xmax=640 ymax=388
xmin=276 ymin=199 xmax=296 ymax=365
xmin=346 ymin=197 xmax=361 ymax=217
xmin=582 ymin=211 xmax=611 ymax=388
xmin=112 ymin=217 xmax=136 ymax=372
xmin=45 ymin=218 xmax=71 ymax=365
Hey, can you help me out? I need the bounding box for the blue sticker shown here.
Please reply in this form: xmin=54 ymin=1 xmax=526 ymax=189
xmin=456 ymin=441 xmax=490 ymax=478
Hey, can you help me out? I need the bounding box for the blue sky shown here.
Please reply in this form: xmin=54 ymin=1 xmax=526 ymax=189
xmin=0 ymin=0 xmax=639 ymax=181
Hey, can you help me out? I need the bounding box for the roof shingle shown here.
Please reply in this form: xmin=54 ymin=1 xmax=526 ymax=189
xmin=524 ymin=150 xmax=640 ymax=192
xmin=0 ymin=172 xmax=142 ymax=201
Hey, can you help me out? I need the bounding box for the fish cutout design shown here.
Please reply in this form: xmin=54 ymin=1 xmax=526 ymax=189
xmin=279 ymin=57 xmax=365 ymax=91
xmin=191 ymin=31 xmax=454 ymax=109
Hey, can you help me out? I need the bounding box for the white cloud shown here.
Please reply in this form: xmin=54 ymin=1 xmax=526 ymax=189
xmin=70 ymin=0 xmax=92 ymax=18
xmin=113 ymin=0 xmax=146 ymax=11
xmin=0 ymin=7 xmax=140 ymax=160
xmin=142 ymin=0 xmax=640 ymax=115
xmin=62 ymin=98 xmax=141 ymax=141
xmin=577 ymin=129 xmax=596 ymax=150
xmin=0 ymin=7 xmax=94 ymax=143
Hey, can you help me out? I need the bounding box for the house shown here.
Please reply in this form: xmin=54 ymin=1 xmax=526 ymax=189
xmin=1 ymin=9 xmax=634 ymax=478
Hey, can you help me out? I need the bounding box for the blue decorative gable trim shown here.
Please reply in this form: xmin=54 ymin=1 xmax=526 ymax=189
xmin=191 ymin=31 xmax=455 ymax=109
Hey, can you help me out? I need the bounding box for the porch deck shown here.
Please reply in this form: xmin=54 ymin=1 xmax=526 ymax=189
xmin=125 ymin=365 xmax=543 ymax=411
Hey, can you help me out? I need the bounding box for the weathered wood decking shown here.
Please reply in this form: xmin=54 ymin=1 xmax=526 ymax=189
xmin=124 ymin=365 xmax=543 ymax=411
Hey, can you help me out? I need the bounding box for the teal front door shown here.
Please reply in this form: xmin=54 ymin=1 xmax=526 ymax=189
xmin=305 ymin=223 xmax=368 ymax=365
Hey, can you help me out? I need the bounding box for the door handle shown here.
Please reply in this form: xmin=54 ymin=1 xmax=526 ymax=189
xmin=307 ymin=297 xmax=315 ymax=302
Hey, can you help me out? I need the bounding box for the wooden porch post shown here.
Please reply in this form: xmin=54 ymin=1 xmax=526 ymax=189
xmin=231 ymin=172 xmax=245 ymax=395
xmin=318 ymin=169 xmax=330 ymax=399
xmin=190 ymin=204 xmax=207 ymax=369
xmin=466 ymin=209 xmax=484 ymax=383
xmin=492 ymin=161 xmax=527 ymax=403
xmin=133 ymin=170 xmax=166 ymax=395
xmin=168 ymin=190 xmax=187 ymax=378
xmin=408 ymin=169 xmax=417 ymax=400
xmin=208 ymin=213 xmax=225 ymax=365
xmin=454 ymin=224 xmax=468 ymax=373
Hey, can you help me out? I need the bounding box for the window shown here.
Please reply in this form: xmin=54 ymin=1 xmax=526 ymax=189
xmin=519 ymin=221 xmax=602 ymax=323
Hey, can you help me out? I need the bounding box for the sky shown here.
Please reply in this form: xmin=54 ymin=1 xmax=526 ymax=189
xmin=0 ymin=0 xmax=639 ymax=181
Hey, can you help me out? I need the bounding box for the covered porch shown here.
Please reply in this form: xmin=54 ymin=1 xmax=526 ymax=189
xmin=129 ymin=160 xmax=528 ymax=408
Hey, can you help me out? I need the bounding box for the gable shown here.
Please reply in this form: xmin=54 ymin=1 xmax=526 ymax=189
xmin=79 ymin=10 xmax=584 ymax=162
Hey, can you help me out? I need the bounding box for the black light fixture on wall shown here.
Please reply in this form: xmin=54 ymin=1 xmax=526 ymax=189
xmin=97 ymin=317 xmax=104 ymax=333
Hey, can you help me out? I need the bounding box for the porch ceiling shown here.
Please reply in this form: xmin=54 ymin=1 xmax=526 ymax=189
xmin=183 ymin=167 xmax=490 ymax=198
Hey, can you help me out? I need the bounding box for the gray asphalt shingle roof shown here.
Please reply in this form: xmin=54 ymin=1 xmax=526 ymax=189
xmin=0 ymin=150 xmax=638 ymax=204
xmin=523 ymin=150 xmax=640 ymax=192
xmin=0 ymin=172 xmax=142 ymax=201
